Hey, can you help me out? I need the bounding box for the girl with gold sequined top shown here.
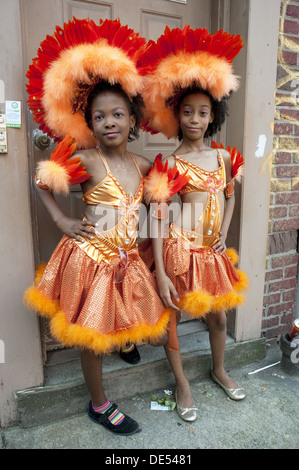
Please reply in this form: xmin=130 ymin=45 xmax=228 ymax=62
xmin=141 ymin=26 xmax=249 ymax=420
xmin=23 ymin=18 xmax=174 ymax=436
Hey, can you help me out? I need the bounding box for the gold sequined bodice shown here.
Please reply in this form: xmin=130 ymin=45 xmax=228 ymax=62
xmin=82 ymin=148 xmax=143 ymax=208
xmin=176 ymin=149 xmax=225 ymax=196
xmin=77 ymin=149 xmax=143 ymax=264
xmin=170 ymin=150 xmax=226 ymax=247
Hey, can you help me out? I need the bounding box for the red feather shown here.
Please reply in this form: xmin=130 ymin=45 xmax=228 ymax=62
xmin=137 ymin=25 xmax=244 ymax=76
xmin=211 ymin=141 xmax=244 ymax=182
xmin=145 ymin=154 xmax=190 ymax=202
xmin=50 ymin=134 xmax=91 ymax=185
xmin=140 ymin=121 xmax=159 ymax=135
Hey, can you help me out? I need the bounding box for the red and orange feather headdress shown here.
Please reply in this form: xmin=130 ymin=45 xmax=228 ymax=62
xmin=138 ymin=25 xmax=244 ymax=138
xmin=26 ymin=17 xmax=146 ymax=149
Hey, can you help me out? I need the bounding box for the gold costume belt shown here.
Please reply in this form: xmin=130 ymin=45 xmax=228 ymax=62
xmin=169 ymin=222 xmax=220 ymax=248
xmin=75 ymin=230 xmax=139 ymax=283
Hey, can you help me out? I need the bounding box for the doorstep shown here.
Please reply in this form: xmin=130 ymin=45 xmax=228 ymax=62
xmin=14 ymin=320 xmax=266 ymax=428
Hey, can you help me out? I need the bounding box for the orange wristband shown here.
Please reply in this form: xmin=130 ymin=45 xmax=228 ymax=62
xmin=224 ymin=180 xmax=235 ymax=198
xmin=34 ymin=173 xmax=50 ymax=190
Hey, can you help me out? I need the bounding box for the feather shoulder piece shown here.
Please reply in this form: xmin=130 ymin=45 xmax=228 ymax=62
xmin=212 ymin=141 xmax=244 ymax=183
xmin=143 ymin=154 xmax=190 ymax=204
xmin=36 ymin=134 xmax=91 ymax=194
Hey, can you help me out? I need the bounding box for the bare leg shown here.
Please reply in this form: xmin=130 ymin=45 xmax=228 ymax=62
xmin=81 ymin=349 xmax=140 ymax=434
xmin=162 ymin=311 xmax=194 ymax=408
xmin=207 ymin=311 xmax=238 ymax=389
xmin=163 ymin=346 xmax=194 ymax=408
xmin=80 ymin=349 xmax=107 ymax=407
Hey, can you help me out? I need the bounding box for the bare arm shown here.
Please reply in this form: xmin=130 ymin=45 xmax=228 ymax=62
xmin=213 ymin=193 xmax=235 ymax=253
xmin=213 ymin=149 xmax=235 ymax=253
xmin=35 ymin=185 xmax=95 ymax=242
xmin=221 ymin=194 xmax=235 ymax=240
xmin=145 ymin=154 xmax=181 ymax=310
xmin=151 ymin=205 xmax=180 ymax=312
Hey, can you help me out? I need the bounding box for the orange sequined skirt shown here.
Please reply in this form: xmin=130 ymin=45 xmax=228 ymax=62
xmin=24 ymin=234 xmax=171 ymax=355
xmin=163 ymin=236 xmax=248 ymax=318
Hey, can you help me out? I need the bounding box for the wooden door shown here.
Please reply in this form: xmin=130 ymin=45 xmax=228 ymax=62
xmin=21 ymin=0 xmax=213 ymax=355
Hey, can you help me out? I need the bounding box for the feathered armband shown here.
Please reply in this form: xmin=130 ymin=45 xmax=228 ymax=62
xmin=212 ymin=142 xmax=244 ymax=199
xmin=35 ymin=134 xmax=91 ymax=194
xmin=144 ymin=154 xmax=190 ymax=219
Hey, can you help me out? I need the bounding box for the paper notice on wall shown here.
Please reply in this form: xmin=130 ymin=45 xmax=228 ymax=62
xmin=255 ymin=134 xmax=267 ymax=158
xmin=6 ymin=100 xmax=21 ymax=128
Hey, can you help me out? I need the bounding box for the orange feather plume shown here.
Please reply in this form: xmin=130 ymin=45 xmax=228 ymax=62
xmin=212 ymin=141 xmax=245 ymax=182
xmin=138 ymin=25 xmax=244 ymax=138
xmin=26 ymin=18 xmax=146 ymax=148
xmin=143 ymin=154 xmax=190 ymax=204
xmin=36 ymin=134 xmax=91 ymax=194
xmin=138 ymin=25 xmax=244 ymax=75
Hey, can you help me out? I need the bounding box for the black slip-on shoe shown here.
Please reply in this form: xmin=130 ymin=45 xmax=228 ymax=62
xmin=119 ymin=345 xmax=141 ymax=365
xmin=88 ymin=401 xmax=141 ymax=436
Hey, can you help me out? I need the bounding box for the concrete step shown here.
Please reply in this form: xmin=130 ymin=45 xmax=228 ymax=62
xmin=14 ymin=321 xmax=266 ymax=428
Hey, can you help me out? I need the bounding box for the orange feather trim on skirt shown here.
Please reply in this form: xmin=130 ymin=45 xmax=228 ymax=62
xmin=163 ymin=238 xmax=249 ymax=318
xmin=23 ymin=235 xmax=171 ymax=355
xmin=163 ymin=238 xmax=248 ymax=350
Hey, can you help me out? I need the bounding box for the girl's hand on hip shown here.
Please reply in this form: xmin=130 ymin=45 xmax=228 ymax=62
xmin=213 ymin=231 xmax=227 ymax=254
xmin=56 ymin=215 xmax=95 ymax=242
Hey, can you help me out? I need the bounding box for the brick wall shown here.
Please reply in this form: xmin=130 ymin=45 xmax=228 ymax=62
xmin=263 ymin=0 xmax=299 ymax=339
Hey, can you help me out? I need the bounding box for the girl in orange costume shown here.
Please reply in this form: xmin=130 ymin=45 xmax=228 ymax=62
xmin=141 ymin=26 xmax=249 ymax=420
xmin=23 ymin=18 xmax=173 ymax=436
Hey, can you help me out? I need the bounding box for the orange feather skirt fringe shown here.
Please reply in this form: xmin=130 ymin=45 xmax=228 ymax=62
xmin=23 ymin=236 xmax=171 ymax=355
xmin=163 ymin=239 xmax=249 ymax=349
xmin=163 ymin=239 xmax=249 ymax=318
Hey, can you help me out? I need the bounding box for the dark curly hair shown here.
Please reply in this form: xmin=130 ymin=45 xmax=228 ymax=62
xmin=168 ymin=85 xmax=230 ymax=140
xmin=84 ymin=81 xmax=144 ymax=142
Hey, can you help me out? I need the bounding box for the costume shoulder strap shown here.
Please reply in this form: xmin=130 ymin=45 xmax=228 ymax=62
xmin=96 ymin=147 xmax=110 ymax=173
xmin=129 ymin=153 xmax=143 ymax=178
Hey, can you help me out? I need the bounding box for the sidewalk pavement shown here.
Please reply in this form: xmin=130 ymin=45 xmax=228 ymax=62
xmin=1 ymin=342 xmax=298 ymax=450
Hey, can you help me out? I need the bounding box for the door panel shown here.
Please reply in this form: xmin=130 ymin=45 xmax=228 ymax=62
xmin=63 ymin=0 xmax=113 ymax=21
xmin=22 ymin=0 xmax=212 ymax=354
